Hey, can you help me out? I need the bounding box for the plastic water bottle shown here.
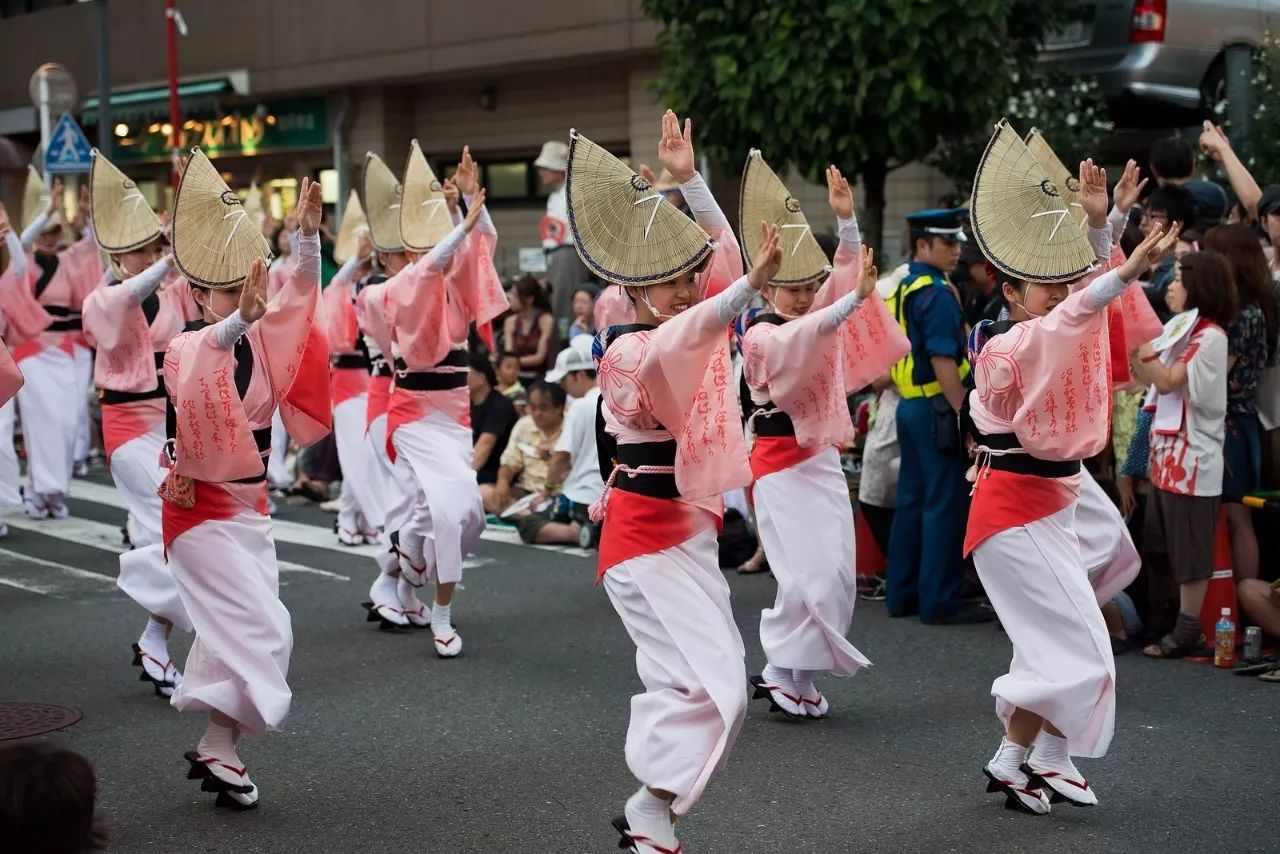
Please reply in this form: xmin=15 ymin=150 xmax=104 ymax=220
xmin=1214 ymin=607 xmax=1236 ymax=669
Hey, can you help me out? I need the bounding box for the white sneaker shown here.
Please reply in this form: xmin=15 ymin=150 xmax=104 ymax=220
xmin=1024 ymin=758 xmax=1098 ymax=806
xmin=983 ymin=762 xmax=1051 ymax=815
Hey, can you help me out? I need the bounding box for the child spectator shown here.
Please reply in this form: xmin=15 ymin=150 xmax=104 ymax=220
xmin=1131 ymin=250 xmax=1237 ymax=657
xmin=495 ymin=351 xmax=528 ymax=416
xmin=0 ymin=741 xmax=106 ymax=853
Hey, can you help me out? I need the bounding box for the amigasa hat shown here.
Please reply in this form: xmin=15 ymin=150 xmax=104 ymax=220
xmin=739 ymin=149 xmax=830 ymax=287
xmin=90 ymin=150 xmax=162 ymax=255
xmin=332 ymin=188 xmax=368 ymax=264
xmin=1024 ymin=128 xmax=1085 ymax=233
xmin=970 ymin=120 xmax=1096 ymax=285
xmin=400 ymin=140 xmax=451 ymax=252
xmin=565 ymin=129 xmax=714 ymax=286
xmin=171 ymin=148 xmax=272 ymax=290
xmin=21 ymin=165 xmax=59 ymax=233
xmin=362 ymin=151 xmax=404 ymax=254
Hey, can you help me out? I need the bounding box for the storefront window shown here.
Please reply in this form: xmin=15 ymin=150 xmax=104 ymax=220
xmin=486 ymin=162 xmax=527 ymax=200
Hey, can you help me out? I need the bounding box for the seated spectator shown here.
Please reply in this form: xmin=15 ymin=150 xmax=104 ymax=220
xmin=502 ymin=275 xmax=558 ymax=383
xmin=0 ymin=740 xmax=105 ymax=853
xmin=1131 ymin=250 xmax=1237 ymax=657
xmin=469 ymin=353 xmax=519 ymax=488
xmin=495 ymin=351 xmax=528 ymax=416
xmin=514 ymin=345 xmax=604 ymax=545
xmin=1238 ymin=579 xmax=1280 ymax=663
xmin=483 ymin=381 xmax=566 ymax=515
xmin=568 ymin=288 xmax=597 ymax=339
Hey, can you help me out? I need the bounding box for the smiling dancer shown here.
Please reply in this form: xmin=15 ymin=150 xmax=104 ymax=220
xmin=736 ymin=154 xmax=909 ymax=720
xmin=164 ymin=152 xmax=331 ymax=810
xmin=964 ymin=121 xmax=1180 ymax=815
xmin=573 ymin=111 xmax=774 ymax=854
xmin=81 ymin=151 xmax=192 ymax=697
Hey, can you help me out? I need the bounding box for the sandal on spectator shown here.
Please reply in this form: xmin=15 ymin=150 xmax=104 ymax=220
xmin=1258 ymin=665 xmax=1280 ymax=683
xmin=737 ymin=554 xmax=769 ymax=575
xmin=1142 ymin=614 xmax=1203 ymax=659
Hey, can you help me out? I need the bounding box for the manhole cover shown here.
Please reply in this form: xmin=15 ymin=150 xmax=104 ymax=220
xmin=0 ymin=702 xmax=83 ymax=740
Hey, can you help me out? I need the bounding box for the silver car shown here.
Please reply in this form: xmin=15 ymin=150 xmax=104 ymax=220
xmin=1039 ymin=0 xmax=1276 ymax=115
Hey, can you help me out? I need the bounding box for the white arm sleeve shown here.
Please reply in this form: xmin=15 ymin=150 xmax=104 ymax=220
xmin=712 ymin=276 xmax=755 ymax=325
xmin=424 ymin=223 xmax=467 ymax=272
xmin=212 ymin=309 xmax=252 ymax=349
xmin=823 ymin=291 xmax=865 ymax=330
xmin=1085 ymin=269 xmax=1129 ymax=310
xmin=678 ymin=172 xmax=732 ymax=234
xmin=126 ymin=257 xmax=172 ymax=302
xmin=20 ymin=212 xmax=49 ymax=250
xmin=463 ymin=194 xmax=496 ymax=236
xmin=4 ymin=228 xmax=26 ymax=278
xmin=1087 ymin=225 xmax=1112 ymax=264
xmin=295 ymin=231 xmax=321 ymax=281
xmin=837 ymin=216 xmax=862 ymax=253
xmin=1107 ymin=204 xmax=1128 ymax=247
xmin=333 ymin=254 xmax=360 ymax=286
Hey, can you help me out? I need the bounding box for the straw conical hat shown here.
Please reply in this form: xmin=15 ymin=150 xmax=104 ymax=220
xmin=566 ymin=129 xmax=714 ymax=286
xmin=739 ymin=149 xmax=830 ymax=286
xmin=400 ymin=140 xmax=451 ymax=252
xmin=171 ymin=148 xmax=272 ymax=289
xmin=21 ymin=165 xmax=54 ymax=233
xmin=970 ymin=120 xmax=1096 ymax=284
xmin=1024 ymin=129 xmax=1085 ymax=232
xmin=362 ymin=151 xmax=403 ymax=253
xmin=90 ymin=150 xmax=161 ymax=254
xmin=333 ymin=189 xmax=368 ymax=265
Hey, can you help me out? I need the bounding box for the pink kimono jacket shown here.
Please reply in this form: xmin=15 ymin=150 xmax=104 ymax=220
xmin=0 ymin=339 xmax=21 ymax=405
xmin=323 ymin=268 xmax=370 ymax=408
xmin=383 ymin=228 xmax=506 ymax=460
xmin=161 ymin=238 xmax=332 ymax=550
xmin=3 ymin=235 xmax=102 ymax=362
xmin=82 ymin=268 xmax=186 ymax=459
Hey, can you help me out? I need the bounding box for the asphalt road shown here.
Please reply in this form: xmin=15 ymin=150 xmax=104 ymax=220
xmin=0 ymin=477 xmax=1275 ymax=853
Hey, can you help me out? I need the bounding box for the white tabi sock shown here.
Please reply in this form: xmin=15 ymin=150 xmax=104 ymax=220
xmin=624 ymin=787 xmax=678 ymax=851
xmin=369 ymin=570 xmax=399 ymax=607
xmin=762 ymin=663 xmax=796 ymax=691
xmin=196 ymin=722 xmax=251 ymax=787
xmin=139 ymin=618 xmax=169 ymax=658
xmin=1031 ymin=730 xmax=1069 ymax=764
xmin=792 ymin=669 xmax=819 ymax=699
xmin=988 ymin=736 xmax=1029 ymax=781
xmin=431 ymin=601 xmax=453 ymax=636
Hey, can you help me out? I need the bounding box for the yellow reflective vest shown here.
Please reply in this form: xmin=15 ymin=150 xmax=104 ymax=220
xmin=886 ymin=274 xmax=970 ymax=399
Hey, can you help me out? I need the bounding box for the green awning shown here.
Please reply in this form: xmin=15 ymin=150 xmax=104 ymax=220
xmin=82 ymin=79 xmax=233 ymax=126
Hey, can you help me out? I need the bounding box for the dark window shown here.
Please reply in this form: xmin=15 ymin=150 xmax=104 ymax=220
xmin=430 ymin=148 xmax=629 ymax=207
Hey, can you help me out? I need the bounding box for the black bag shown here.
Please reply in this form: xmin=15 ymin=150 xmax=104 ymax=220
xmin=717 ymin=508 xmax=758 ymax=569
xmin=930 ymin=394 xmax=962 ymax=456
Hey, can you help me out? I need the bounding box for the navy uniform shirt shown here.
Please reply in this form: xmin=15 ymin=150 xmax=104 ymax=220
xmin=901 ymin=261 xmax=967 ymax=387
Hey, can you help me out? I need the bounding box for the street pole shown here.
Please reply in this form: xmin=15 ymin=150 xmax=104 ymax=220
xmin=97 ymin=0 xmax=112 ymax=158
xmin=38 ymin=70 xmax=51 ymax=189
xmin=165 ymin=0 xmax=182 ymax=188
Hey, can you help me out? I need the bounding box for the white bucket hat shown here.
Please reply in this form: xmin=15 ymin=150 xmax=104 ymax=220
xmin=534 ymin=140 xmax=569 ymax=172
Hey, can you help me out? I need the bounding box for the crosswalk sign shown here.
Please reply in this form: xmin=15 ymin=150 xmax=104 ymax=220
xmin=44 ymin=113 xmax=93 ymax=174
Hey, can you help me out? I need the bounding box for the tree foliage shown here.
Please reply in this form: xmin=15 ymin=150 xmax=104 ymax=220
xmin=642 ymin=0 xmax=1072 ymax=246
xmin=1225 ymin=38 xmax=1280 ymax=182
xmin=931 ymin=70 xmax=1114 ymax=195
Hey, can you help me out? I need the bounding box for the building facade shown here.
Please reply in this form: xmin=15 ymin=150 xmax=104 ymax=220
xmin=0 ymin=0 xmax=949 ymax=270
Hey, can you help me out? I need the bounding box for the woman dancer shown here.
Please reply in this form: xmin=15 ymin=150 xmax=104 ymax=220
xmin=81 ymin=151 xmax=192 ymax=696
xmin=737 ymin=156 xmax=909 ymax=719
xmin=324 ymin=223 xmax=385 ymax=546
xmin=964 ymin=122 xmax=1180 ymax=814
xmin=164 ymin=154 xmax=330 ymax=810
xmin=8 ymin=171 xmax=101 ymax=519
xmin=381 ymin=142 xmax=506 ymax=656
xmin=571 ymin=112 xmax=772 ymax=854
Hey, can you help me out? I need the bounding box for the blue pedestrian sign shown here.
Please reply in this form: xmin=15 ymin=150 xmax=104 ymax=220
xmin=44 ymin=113 xmax=93 ymax=174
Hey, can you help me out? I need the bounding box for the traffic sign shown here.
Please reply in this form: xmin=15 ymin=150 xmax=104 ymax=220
xmin=44 ymin=113 xmax=93 ymax=174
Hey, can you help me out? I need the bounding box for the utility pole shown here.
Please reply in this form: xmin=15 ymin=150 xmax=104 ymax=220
xmin=96 ymin=0 xmax=112 ymax=157
xmin=165 ymin=0 xmax=183 ymax=187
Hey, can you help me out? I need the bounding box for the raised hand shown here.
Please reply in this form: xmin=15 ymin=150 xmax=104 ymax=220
xmin=47 ymin=177 xmax=63 ymax=217
xmin=856 ymin=247 xmax=878 ymax=300
xmin=1117 ymin=221 xmax=1181 ymax=282
xmin=1198 ymin=120 xmax=1232 ymax=163
xmin=295 ymin=177 xmax=323 ymax=236
xmin=1078 ymin=158 xmax=1109 ymax=227
xmin=637 ymin=163 xmax=658 ymax=186
xmin=1112 ymin=159 xmax=1148 ymax=213
xmin=827 ymin=165 xmax=854 ymax=219
xmin=462 ymin=188 xmax=487 ymax=233
xmin=239 ymin=257 xmax=269 ymax=322
xmin=443 ymin=178 xmax=461 ymax=217
xmin=747 ymin=222 xmax=782 ymax=291
xmin=454 ymin=146 xmax=479 ymax=196
xmin=657 ymin=110 xmax=696 ymax=184
xmin=356 ymin=228 xmax=373 ymax=261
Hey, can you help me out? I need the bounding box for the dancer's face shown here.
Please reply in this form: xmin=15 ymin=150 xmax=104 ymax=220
xmin=767 ymin=283 xmax=817 ymax=317
xmin=627 ymin=270 xmax=698 ymax=325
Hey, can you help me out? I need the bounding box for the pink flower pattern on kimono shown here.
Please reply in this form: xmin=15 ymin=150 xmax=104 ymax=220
xmin=598 ymin=331 xmax=654 ymax=419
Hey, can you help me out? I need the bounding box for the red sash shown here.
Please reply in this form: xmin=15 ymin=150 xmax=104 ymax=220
xmin=597 ymin=490 xmax=720 ymax=581
xmin=963 ymin=468 xmax=1078 ymax=556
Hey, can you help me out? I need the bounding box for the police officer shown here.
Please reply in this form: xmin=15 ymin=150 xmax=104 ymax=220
xmin=884 ymin=209 xmax=992 ymax=624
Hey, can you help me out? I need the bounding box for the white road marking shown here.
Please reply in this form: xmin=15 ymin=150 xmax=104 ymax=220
xmin=0 ymin=546 xmax=120 ymax=596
